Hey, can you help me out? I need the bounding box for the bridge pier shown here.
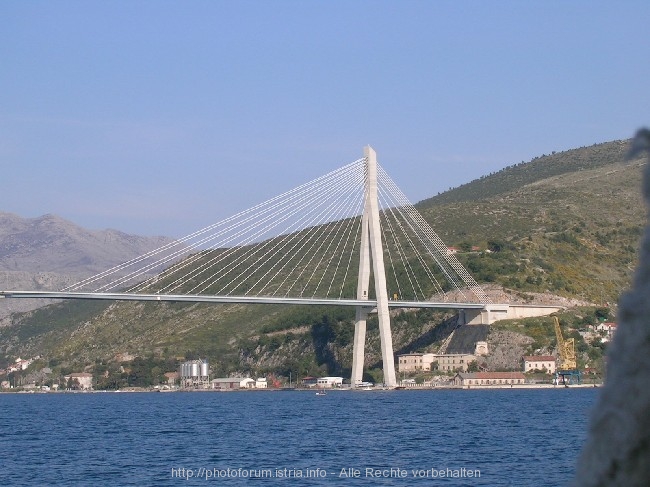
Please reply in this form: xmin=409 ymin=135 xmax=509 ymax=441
xmin=351 ymin=307 xmax=368 ymax=386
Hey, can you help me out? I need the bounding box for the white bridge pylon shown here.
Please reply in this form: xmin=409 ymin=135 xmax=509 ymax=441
xmin=352 ymin=146 xmax=396 ymax=387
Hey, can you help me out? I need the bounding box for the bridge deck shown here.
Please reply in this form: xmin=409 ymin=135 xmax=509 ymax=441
xmin=0 ymin=290 xmax=489 ymax=309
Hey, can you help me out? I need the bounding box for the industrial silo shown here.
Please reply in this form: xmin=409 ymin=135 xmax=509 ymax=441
xmin=179 ymin=359 xmax=210 ymax=388
xmin=200 ymin=360 xmax=209 ymax=379
xmin=190 ymin=361 xmax=199 ymax=378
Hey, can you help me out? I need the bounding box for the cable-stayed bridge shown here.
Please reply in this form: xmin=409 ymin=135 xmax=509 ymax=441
xmin=1 ymin=146 xmax=561 ymax=386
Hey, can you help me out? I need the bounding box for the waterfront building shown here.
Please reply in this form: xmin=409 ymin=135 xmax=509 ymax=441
xmin=211 ymin=377 xmax=255 ymax=390
xmin=164 ymin=371 xmax=179 ymax=386
xmin=434 ymin=353 xmax=477 ymax=372
xmin=301 ymin=377 xmax=318 ymax=387
xmin=453 ymin=372 xmax=526 ymax=387
xmin=316 ymin=377 xmax=343 ymax=388
xmin=397 ymin=353 xmax=435 ymax=372
xmin=397 ymin=353 xmax=476 ymax=373
xmin=522 ymin=355 xmax=557 ymax=374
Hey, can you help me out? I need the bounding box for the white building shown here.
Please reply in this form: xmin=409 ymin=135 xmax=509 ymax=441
xmin=316 ymin=377 xmax=343 ymax=388
xmin=255 ymin=377 xmax=268 ymax=389
xmin=397 ymin=353 xmax=476 ymax=373
xmin=453 ymin=372 xmax=526 ymax=387
xmin=596 ymin=322 xmax=617 ymax=342
xmin=522 ymin=355 xmax=556 ymax=374
xmin=397 ymin=353 xmax=435 ymax=372
xmin=212 ymin=377 xmax=255 ymax=390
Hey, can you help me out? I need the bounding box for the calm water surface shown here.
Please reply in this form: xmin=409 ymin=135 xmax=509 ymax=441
xmin=0 ymin=388 xmax=597 ymax=486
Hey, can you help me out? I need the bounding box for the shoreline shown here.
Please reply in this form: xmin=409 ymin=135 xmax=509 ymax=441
xmin=0 ymin=382 xmax=601 ymax=394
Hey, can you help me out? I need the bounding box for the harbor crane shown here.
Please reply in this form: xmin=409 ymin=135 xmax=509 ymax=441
xmin=553 ymin=316 xmax=581 ymax=385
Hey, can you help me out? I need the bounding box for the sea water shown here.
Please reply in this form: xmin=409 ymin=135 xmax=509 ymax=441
xmin=0 ymin=388 xmax=597 ymax=486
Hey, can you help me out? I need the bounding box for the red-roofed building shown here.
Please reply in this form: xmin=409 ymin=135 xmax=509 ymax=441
xmin=522 ymin=355 xmax=556 ymax=374
xmin=164 ymin=371 xmax=180 ymax=386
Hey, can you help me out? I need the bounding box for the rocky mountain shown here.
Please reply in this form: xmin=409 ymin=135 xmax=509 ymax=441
xmin=0 ymin=212 xmax=173 ymax=322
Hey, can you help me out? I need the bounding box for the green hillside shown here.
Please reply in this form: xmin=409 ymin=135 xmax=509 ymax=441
xmin=419 ymin=140 xmax=645 ymax=303
xmin=418 ymin=140 xmax=632 ymax=205
xmin=0 ymin=139 xmax=644 ymax=387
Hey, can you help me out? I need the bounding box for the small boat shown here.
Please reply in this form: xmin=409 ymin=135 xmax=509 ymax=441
xmin=315 ymin=390 xmax=327 ymax=396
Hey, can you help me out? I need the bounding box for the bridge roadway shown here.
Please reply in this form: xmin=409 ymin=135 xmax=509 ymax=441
xmin=0 ymin=290 xmax=487 ymax=310
xmin=1 ymin=291 xmax=565 ymax=325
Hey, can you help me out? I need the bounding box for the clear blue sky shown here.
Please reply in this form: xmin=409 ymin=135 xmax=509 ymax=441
xmin=1 ymin=1 xmax=648 ymax=237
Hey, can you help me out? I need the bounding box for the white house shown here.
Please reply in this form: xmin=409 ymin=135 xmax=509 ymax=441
xmin=596 ymin=322 xmax=617 ymax=341
xmin=255 ymin=377 xmax=268 ymax=389
xmin=9 ymin=357 xmax=33 ymax=372
xmin=316 ymin=377 xmax=343 ymax=388
xmin=212 ymin=377 xmax=255 ymax=390
xmin=522 ymin=355 xmax=556 ymax=374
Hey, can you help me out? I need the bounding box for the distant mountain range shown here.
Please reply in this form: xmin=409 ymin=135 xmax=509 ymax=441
xmin=0 ymin=212 xmax=173 ymax=322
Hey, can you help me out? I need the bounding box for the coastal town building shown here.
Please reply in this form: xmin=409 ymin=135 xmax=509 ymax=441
xmin=255 ymin=377 xmax=268 ymax=389
xmin=301 ymin=377 xmax=318 ymax=387
xmin=435 ymin=353 xmax=477 ymax=372
xmin=398 ymin=353 xmax=435 ymax=372
xmin=522 ymin=355 xmax=557 ymax=374
xmin=595 ymin=322 xmax=617 ymax=342
xmin=5 ymin=357 xmax=36 ymax=373
xmin=211 ymin=377 xmax=255 ymax=390
xmin=164 ymin=371 xmax=179 ymax=386
xmin=316 ymin=377 xmax=344 ymax=388
xmin=397 ymin=353 xmax=477 ymax=373
xmin=453 ymin=372 xmax=526 ymax=387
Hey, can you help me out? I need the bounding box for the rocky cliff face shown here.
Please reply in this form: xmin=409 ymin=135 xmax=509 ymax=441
xmin=0 ymin=212 xmax=173 ymax=323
